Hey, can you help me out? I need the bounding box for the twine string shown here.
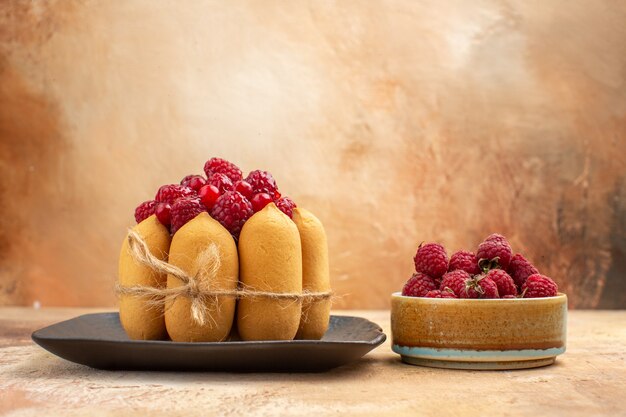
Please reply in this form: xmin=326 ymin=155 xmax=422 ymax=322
xmin=116 ymin=229 xmax=332 ymax=326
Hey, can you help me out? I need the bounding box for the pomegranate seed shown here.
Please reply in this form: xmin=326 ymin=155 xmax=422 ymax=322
xmin=155 ymin=202 xmax=172 ymax=227
xmin=199 ymin=184 xmax=221 ymax=210
xmin=181 ymin=175 xmax=206 ymax=192
xmin=234 ymin=180 xmax=254 ymax=199
xmin=250 ymin=193 xmax=273 ymax=212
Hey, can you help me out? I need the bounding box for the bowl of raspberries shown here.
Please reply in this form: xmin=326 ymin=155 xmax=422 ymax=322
xmin=391 ymin=234 xmax=567 ymax=370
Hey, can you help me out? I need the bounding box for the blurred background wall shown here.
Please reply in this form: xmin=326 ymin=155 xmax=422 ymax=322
xmin=1 ymin=0 xmax=625 ymax=309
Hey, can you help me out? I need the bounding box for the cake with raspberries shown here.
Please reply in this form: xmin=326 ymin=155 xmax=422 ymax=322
xmin=402 ymin=234 xmax=559 ymax=299
xmin=119 ymin=157 xmax=331 ymax=342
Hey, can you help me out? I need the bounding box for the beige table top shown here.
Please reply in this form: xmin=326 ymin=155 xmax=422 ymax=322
xmin=0 ymin=308 xmax=624 ymax=417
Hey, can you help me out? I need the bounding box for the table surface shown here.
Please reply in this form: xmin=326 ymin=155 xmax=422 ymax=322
xmin=0 ymin=308 xmax=625 ymax=417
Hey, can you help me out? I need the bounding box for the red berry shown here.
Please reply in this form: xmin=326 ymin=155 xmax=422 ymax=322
xmin=170 ymin=198 xmax=206 ymax=234
xmin=473 ymin=276 xmax=499 ymax=298
xmin=234 ymin=180 xmax=254 ymax=199
xmin=485 ymin=269 xmax=517 ymax=297
xmin=155 ymin=202 xmax=172 ymax=227
xmin=245 ymin=170 xmax=278 ymax=196
xmin=424 ymin=289 xmax=457 ymax=298
xmin=460 ymin=276 xmax=499 ymax=299
xmin=203 ymin=157 xmax=243 ymax=183
xmin=275 ymin=196 xmax=297 ymax=218
xmin=181 ymin=174 xmax=207 ymax=192
xmin=414 ymin=243 xmax=449 ymax=278
xmin=522 ymin=274 xmax=558 ymax=298
xmin=207 ymin=173 xmax=234 ymax=194
xmin=477 ymin=233 xmax=513 ymax=270
xmin=250 ymin=193 xmax=273 ymax=212
xmin=440 ymin=270 xmax=471 ymax=297
xmin=198 ymin=184 xmax=221 ymax=210
xmin=134 ymin=200 xmax=157 ymax=223
xmin=155 ymin=184 xmax=196 ymax=205
xmin=448 ymin=250 xmax=480 ymax=275
xmin=507 ymin=253 xmax=539 ymax=288
xmin=476 ymin=276 xmax=500 ymax=298
xmin=210 ymin=191 xmax=254 ymax=238
xmin=503 ymin=295 xmax=517 ymax=299
xmin=441 ymin=270 xmax=498 ymax=298
xmin=402 ymin=272 xmax=438 ymax=297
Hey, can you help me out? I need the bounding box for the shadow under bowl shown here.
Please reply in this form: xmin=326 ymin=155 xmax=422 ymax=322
xmin=391 ymin=292 xmax=567 ymax=370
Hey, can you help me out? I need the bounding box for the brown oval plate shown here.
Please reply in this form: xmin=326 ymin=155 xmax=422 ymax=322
xmin=32 ymin=313 xmax=385 ymax=372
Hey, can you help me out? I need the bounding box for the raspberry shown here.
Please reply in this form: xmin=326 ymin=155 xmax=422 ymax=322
xmin=170 ymin=198 xmax=206 ymax=234
xmin=245 ymin=170 xmax=279 ymax=196
xmin=485 ymin=269 xmax=517 ymax=297
xmin=522 ymin=274 xmax=558 ymax=298
xmin=440 ymin=270 xmax=471 ymax=297
xmin=180 ymin=174 xmax=207 ymax=192
xmin=448 ymin=250 xmax=480 ymax=275
xmin=414 ymin=243 xmax=448 ymax=278
xmin=155 ymin=184 xmax=196 ymax=205
xmin=135 ymin=200 xmax=157 ymax=223
xmin=210 ymin=191 xmax=254 ymax=238
xmin=275 ymin=196 xmax=296 ymax=218
xmin=207 ymin=173 xmax=234 ymax=194
xmin=503 ymin=295 xmax=517 ymax=299
xmin=203 ymin=157 xmax=243 ymax=183
xmin=433 ymin=276 xmax=443 ymax=288
xmin=441 ymin=270 xmax=498 ymax=298
xmin=250 ymin=193 xmax=273 ymax=212
xmin=401 ymin=272 xmax=438 ymax=297
xmin=472 ymin=276 xmax=499 ymax=299
xmin=476 ymin=233 xmax=513 ymax=270
xmin=507 ymin=253 xmax=539 ymax=288
xmin=424 ymin=289 xmax=457 ymax=298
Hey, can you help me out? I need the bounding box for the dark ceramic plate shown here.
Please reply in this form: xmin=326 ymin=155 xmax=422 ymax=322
xmin=32 ymin=313 xmax=386 ymax=372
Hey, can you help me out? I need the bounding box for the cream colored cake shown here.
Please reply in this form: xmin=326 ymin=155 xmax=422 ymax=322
xmin=118 ymin=215 xmax=171 ymax=340
xmin=293 ymin=207 xmax=331 ymax=340
xmin=237 ymin=203 xmax=303 ymax=341
xmin=164 ymin=212 xmax=238 ymax=342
